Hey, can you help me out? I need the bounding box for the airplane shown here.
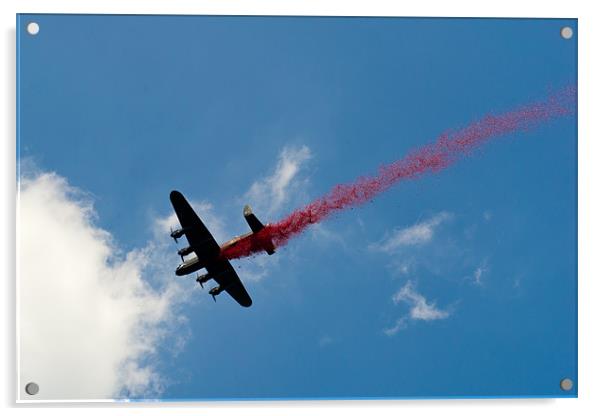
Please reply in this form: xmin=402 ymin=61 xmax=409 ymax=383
xmin=169 ymin=190 xmax=275 ymax=307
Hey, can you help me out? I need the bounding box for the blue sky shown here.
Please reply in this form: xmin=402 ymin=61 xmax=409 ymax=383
xmin=17 ymin=15 xmax=576 ymax=400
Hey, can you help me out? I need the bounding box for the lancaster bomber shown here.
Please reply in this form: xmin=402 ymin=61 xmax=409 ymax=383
xmin=169 ymin=190 xmax=275 ymax=307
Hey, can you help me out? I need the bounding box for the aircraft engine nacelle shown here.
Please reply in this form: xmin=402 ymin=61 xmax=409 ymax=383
xmin=209 ymin=285 xmax=225 ymax=302
xmin=170 ymin=227 xmax=186 ymax=242
xmin=196 ymin=273 xmax=212 ymax=288
xmin=177 ymin=246 xmax=194 ymax=257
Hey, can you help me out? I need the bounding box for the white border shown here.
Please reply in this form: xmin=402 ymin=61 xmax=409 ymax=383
xmin=3 ymin=0 xmax=601 ymax=415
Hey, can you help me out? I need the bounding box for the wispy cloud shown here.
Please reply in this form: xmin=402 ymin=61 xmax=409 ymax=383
xmin=510 ymin=270 xmax=527 ymax=297
xmin=460 ymin=258 xmax=489 ymax=287
xmin=472 ymin=259 xmax=488 ymax=286
xmin=473 ymin=266 xmax=485 ymax=285
xmin=483 ymin=210 xmax=493 ymax=222
xmin=384 ymin=318 xmax=408 ymax=336
xmin=244 ymin=145 xmax=312 ymax=217
xmin=371 ymin=212 xmax=452 ymax=253
xmin=18 ymin=172 xmax=189 ymax=400
xmin=397 ymin=259 xmax=415 ymax=276
xmin=392 ymin=281 xmax=450 ymax=320
xmin=384 ymin=281 xmax=451 ymax=336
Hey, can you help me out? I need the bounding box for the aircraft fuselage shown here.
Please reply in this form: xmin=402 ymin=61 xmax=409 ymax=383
xmin=175 ymin=231 xmax=253 ymax=276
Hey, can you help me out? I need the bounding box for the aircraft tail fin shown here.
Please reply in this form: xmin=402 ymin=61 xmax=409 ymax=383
xmin=243 ymin=205 xmax=276 ymax=255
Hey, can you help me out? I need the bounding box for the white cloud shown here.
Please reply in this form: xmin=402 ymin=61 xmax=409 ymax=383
xmin=461 ymin=259 xmax=489 ymax=286
xmin=372 ymin=212 xmax=452 ymax=253
xmin=474 ymin=266 xmax=485 ymax=285
xmin=18 ymin=172 xmax=188 ymax=400
xmin=244 ymin=145 xmax=312 ymax=216
xmin=472 ymin=260 xmax=488 ymax=286
xmin=393 ymin=281 xmax=450 ymax=320
xmin=383 ymin=317 xmax=408 ymax=336
xmin=384 ymin=281 xmax=450 ymax=335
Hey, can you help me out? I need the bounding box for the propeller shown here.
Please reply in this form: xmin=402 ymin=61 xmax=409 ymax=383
xmin=170 ymin=227 xmax=178 ymax=244
xmin=211 ymin=294 xmax=216 ymax=302
xmin=196 ymin=274 xmax=204 ymax=289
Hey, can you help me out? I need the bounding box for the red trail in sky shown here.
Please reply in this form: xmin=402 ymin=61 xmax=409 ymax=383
xmin=221 ymin=87 xmax=575 ymax=260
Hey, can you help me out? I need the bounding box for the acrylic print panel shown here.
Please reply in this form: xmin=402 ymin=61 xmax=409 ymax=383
xmin=16 ymin=14 xmax=577 ymax=401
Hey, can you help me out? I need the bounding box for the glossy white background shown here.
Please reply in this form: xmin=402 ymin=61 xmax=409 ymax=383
xmin=2 ymin=0 xmax=601 ymax=414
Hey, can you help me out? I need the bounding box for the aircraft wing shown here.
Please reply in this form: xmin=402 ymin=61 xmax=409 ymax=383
xmin=206 ymin=259 xmax=253 ymax=307
xmin=169 ymin=190 xmax=220 ymax=262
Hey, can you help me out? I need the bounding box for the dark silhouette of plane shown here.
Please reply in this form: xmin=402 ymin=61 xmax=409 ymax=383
xmin=169 ymin=190 xmax=275 ymax=307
